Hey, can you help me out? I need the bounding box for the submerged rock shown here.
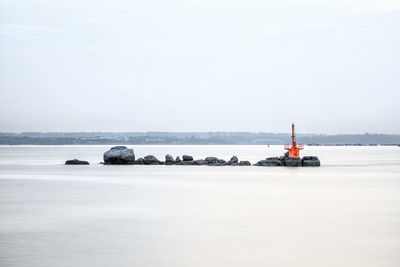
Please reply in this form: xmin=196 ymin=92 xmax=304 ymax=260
xmin=104 ymin=146 xmax=135 ymax=164
xmin=65 ymin=159 xmax=89 ymax=165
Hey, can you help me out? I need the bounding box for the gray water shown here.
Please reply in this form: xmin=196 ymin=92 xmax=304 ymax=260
xmin=0 ymin=145 xmax=399 ymax=267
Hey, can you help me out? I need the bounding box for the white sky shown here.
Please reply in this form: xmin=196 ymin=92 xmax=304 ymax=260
xmin=0 ymin=0 xmax=399 ymax=134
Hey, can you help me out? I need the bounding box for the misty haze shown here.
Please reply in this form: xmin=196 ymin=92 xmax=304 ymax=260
xmin=0 ymin=1 xmax=399 ymax=267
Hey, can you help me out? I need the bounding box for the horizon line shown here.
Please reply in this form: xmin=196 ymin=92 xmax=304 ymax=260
xmin=1 ymin=131 xmax=399 ymax=136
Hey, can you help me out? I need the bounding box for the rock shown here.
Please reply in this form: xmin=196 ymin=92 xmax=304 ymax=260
xmin=165 ymin=154 xmax=174 ymax=165
xmin=205 ymin=157 xmax=219 ymax=164
xmin=302 ymin=156 xmax=319 ymax=161
xmin=182 ymin=155 xmax=193 ymax=162
xmin=103 ymin=146 xmax=135 ymax=164
xmin=209 ymin=162 xmax=225 ymax=166
xmin=143 ymin=155 xmax=161 ymax=165
xmin=255 ymin=160 xmax=278 ymax=166
xmin=302 ymin=160 xmax=320 ymax=167
xmin=229 ymin=156 xmax=239 ymax=164
xmin=134 ymin=158 xmax=144 ymax=165
xmin=65 ymin=159 xmax=89 ymax=165
xmin=193 ymin=159 xmax=208 ymax=165
xmin=265 ymin=157 xmax=281 ymax=166
xmin=302 ymin=156 xmax=321 ymax=167
xmin=175 ymin=156 xmax=181 ymax=163
xmin=254 ymin=157 xmax=281 ymax=166
xmin=278 ymin=156 xmax=285 ymax=161
xmin=254 ymin=160 xmax=263 ymax=166
xmin=284 ymin=157 xmax=302 ymax=167
xmin=239 ymin=161 xmax=251 ymax=166
xmin=284 ymin=151 xmax=289 ymax=157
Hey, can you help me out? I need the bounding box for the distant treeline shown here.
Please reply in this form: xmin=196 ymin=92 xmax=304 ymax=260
xmin=0 ymin=132 xmax=399 ymax=145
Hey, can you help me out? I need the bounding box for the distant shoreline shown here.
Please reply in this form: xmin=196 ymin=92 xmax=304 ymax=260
xmin=1 ymin=144 xmax=399 ymax=146
xmin=0 ymin=132 xmax=399 ymax=146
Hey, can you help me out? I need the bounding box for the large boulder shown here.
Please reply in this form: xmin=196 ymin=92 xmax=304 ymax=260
xmin=65 ymin=159 xmax=89 ymax=165
xmin=302 ymin=156 xmax=321 ymax=167
xmin=103 ymin=146 xmax=135 ymax=164
xmin=284 ymin=157 xmax=302 ymax=167
xmin=182 ymin=155 xmax=193 ymax=162
xmin=165 ymin=154 xmax=174 ymax=165
xmin=143 ymin=155 xmax=162 ymax=165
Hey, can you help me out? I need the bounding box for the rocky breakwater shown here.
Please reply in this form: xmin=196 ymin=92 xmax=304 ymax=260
xmin=141 ymin=154 xmax=250 ymax=166
xmin=255 ymin=155 xmax=320 ymax=167
xmin=101 ymin=146 xmax=320 ymax=167
xmin=102 ymin=146 xmax=251 ymax=166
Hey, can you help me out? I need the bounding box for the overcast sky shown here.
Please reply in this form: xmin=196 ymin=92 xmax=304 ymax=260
xmin=0 ymin=0 xmax=399 ymax=134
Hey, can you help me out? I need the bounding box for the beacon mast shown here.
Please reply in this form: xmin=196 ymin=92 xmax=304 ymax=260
xmin=284 ymin=123 xmax=304 ymax=158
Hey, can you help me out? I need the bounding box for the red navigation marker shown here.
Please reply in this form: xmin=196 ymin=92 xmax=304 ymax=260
xmin=284 ymin=123 xmax=304 ymax=158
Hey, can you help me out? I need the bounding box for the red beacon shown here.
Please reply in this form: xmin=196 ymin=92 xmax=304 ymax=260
xmin=284 ymin=123 xmax=304 ymax=158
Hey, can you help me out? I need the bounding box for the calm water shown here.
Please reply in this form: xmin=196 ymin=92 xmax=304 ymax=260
xmin=0 ymin=145 xmax=399 ymax=267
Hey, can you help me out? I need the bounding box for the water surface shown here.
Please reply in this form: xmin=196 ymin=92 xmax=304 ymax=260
xmin=0 ymin=145 xmax=399 ymax=267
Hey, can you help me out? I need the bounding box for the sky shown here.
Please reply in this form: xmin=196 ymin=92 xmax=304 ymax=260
xmin=0 ymin=0 xmax=399 ymax=134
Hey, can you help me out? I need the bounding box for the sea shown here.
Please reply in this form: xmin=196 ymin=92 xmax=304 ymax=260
xmin=0 ymin=145 xmax=399 ymax=267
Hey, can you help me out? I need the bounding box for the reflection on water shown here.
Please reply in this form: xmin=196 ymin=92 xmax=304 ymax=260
xmin=0 ymin=145 xmax=399 ymax=267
